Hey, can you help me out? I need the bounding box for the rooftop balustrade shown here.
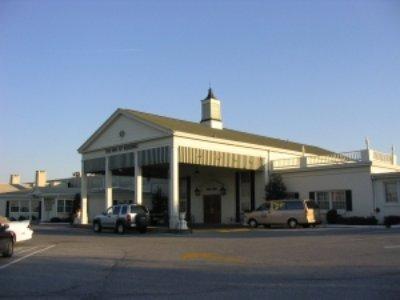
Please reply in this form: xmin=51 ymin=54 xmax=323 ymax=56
xmin=271 ymin=149 xmax=397 ymax=171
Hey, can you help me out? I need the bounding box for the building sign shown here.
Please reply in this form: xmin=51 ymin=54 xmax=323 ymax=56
xmin=105 ymin=143 xmax=137 ymax=154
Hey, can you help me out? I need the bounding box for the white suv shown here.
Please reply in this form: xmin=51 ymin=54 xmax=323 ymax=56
xmin=93 ymin=204 xmax=150 ymax=234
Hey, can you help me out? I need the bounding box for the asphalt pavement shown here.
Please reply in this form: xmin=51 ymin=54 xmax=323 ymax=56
xmin=0 ymin=225 xmax=400 ymax=299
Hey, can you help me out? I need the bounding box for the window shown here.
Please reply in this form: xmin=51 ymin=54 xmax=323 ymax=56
xmin=385 ymin=182 xmax=398 ymax=203
xmin=20 ymin=200 xmax=29 ymax=212
xmin=272 ymin=201 xmax=285 ymax=211
xmin=121 ymin=205 xmax=128 ymax=215
xmin=131 ymin=205 xmax=147 ymax=214
xmin=32 ymin=200 xmax=40 ymax=212
xmin=57 ymin=200 xmax=64 ymax=213
xmin=112 ymin=206 xmax=120 ymax=215
xmin=306 ymin=200 xmax=319 ymax=209
xmin=331 ymin=191 xmax=346 ymax=210
xmin=256 ymin=203 xmax=270 ymax=211
xmin=286 ymin=192 xmax=300 ymax=199
xmin=285 ymin=201 xmax=304 ymax=210
xmin=65 ymin=200 xmax=73 ymax=213
xmin=10 ymin=200 xmax=19 ymax=212
xmin=57 ymin=200 xmax=74 ymax=213
xmin=316 ymin=192 xmax=330 ymax=210
xmin=314 ymin=190 xmax=350 ymax=211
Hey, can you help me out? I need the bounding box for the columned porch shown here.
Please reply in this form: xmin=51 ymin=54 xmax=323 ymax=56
xmin=80 ymin=144 xmax=267 ymax=229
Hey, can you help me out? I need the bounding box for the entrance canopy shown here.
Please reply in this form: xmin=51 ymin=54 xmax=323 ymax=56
xmin=83 ymin=146 xmax=263 ymax=175
xmin=179 ymin=146 xmax=263 ymax=171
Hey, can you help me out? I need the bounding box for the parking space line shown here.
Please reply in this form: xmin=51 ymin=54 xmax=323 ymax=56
xmin=14 ymin=246 xmax=40 ymax=256
xmin=0 ymin=245 xmax=56 ymax=270
xmin=384 ymin=245 xmax=400 ymax=249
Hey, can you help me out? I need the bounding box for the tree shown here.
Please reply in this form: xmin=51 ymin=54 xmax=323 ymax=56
xmin=265 ymin=174 xmax=287 ymax=200
xmin=73 ymin=193 xmax=81 ymax=214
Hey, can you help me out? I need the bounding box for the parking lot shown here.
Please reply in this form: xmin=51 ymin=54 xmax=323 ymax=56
xmin=1 ymin=225 xmax=400 ymax=299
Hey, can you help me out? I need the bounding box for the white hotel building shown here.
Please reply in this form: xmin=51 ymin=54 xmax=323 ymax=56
xmin=74 ymin=89 xmax=400 ymax=228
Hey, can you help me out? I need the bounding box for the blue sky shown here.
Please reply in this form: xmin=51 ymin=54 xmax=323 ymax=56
xmin=1 ymin=0 xmax=399 ymax=182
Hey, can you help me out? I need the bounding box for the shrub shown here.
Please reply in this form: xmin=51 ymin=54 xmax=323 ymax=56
xmin=265 ymin=174 xmax=287 ymax=200
xmin=337 ymin=216 xmax=378 ymax=225
xmin=384 ymin=216 xmax=400 ymax=228
xmin=50 ymin=217 xmax=61 ymax=223
xmin=61 ymin=217 xmax=72 ymax=223
xmin=326 ymin=209 xmax=339 ymax=224
xmin=18 ymin=216 xmax=27 ymax=221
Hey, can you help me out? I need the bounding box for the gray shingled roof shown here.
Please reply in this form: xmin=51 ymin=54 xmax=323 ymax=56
xmin=123 ymin=109 xmax=333 ymax=156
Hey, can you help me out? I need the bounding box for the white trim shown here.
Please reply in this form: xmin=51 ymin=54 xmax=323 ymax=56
xmin=174 ymin=131 xmax=311 ymax=156
xmin=78 ymin=109 xmax=172 ymax=154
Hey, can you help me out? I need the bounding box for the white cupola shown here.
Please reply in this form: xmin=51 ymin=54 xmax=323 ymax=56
xmin=200 ymin=88 xmax=223 ymax=130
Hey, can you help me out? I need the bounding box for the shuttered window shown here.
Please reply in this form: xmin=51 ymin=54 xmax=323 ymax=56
xmin=310 ymin=190 xmax=352 ymax=211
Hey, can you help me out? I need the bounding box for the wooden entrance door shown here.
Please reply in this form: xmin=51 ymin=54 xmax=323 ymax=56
xmin=203 ymin=195 xmax=221 ymax=224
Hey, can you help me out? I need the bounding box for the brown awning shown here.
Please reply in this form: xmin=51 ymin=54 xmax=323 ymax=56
xmin=178 ymin=146 xmax=263 ymax=170
xmin=83 ymin=157 xmax=106 ymax=174
xmin=109 ymin=152 xmax=135 ymax=170
xmin=139 ymin=146 xmax=170 ymax=167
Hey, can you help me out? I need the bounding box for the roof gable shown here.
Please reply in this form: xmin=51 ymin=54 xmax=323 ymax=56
xmin=78 ymin=109 xmax=171 ymax=153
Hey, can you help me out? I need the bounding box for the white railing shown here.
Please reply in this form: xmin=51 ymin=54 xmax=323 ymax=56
xmin=307 ymin=151 xmax=363 ymax=166
xmin=373 ymin=150 xmax=393 ymax=164
xmin=340 ymin=151 xmax=363 ymax=161
xmin=271 ymin=158 xmax=301 ymax=170
xmin=271 ymin=150 xmax=364 ymax=170
xmin=271 ymin=148 xmax=396 ymax=171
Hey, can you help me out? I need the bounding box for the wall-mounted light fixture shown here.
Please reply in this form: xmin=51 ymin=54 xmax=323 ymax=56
xmin=220 ymin=186 xmax=226 ymax=196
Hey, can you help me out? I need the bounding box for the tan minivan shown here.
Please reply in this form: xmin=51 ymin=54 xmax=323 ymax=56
xmin=244 ymin=199 xmax=320 ymax=228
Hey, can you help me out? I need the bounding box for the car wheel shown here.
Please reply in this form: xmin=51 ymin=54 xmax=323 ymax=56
xmin=288 ymin=218 xmax=298 ymax=229
xmin=116 ymin=223 xmax=125 ymax=234
xmin=93 ymin=221 xmax=102 ymax=233
xmin=3 ymin=238 xmax=14 ymax=257
xmin=248 ymin=219 xmax=258 ymax=228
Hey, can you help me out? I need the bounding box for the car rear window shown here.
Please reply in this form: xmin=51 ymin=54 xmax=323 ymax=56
xmin=306 ymin=200 xmax=319 ymax=209
xmin=130 ymin=205 xmax=147 ymax=214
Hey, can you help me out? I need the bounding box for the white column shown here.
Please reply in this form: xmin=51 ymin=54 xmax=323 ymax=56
xmin=264 ymin=152 xmax=270 ymax=186
xmin=40 ymin=197 xmax=45 ymax=222
xmin=169 ymin=144 xmax=179 ymax=229
xmin=80 ymin=161 xmax=88 ymax=224
xmin=29 ymin=199 xmax=32 ymax=221
xmin=134 ymin=151 xmax=143 ymax=205
xmin=105 ymin=157 xmax=113 ymax=210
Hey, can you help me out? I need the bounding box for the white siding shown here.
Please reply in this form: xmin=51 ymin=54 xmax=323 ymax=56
xmin=85 ymin=115 xmax=167 ymax=152
xmin=279 ymin=166 xmax=374 ymax=218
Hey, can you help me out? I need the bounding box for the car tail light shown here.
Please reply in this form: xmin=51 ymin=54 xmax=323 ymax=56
xmin=126 ymin=214 xmax=132 ymax=223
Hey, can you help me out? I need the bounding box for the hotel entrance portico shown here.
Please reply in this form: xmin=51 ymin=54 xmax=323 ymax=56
xmin=78 ymin=89 xmax=332 ymax=228
xmin=79 ymin=134 xmax=265 ymax=228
